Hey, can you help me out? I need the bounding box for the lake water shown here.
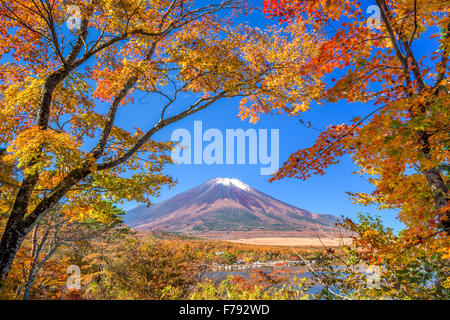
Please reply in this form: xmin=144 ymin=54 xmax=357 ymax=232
xmin=202 ymin=263 xmax=324 ymax=295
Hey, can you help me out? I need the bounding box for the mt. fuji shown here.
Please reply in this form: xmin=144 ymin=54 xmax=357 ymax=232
xmin=124 ymin=178 xmax=338 ymax=238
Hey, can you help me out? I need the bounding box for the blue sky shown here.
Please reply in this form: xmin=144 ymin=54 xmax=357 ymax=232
xmin=118 ymin=0 xmax=405 ymax=231
xmin=1 ymin=0 xmax=419 ymax=231
xmin=120 ymin=95 xmax=402 ymax=231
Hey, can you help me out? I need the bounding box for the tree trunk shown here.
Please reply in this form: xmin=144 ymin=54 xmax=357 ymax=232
xmin=0 ymin=175 xmax=39 ymax=281
xmin=423 ymin=167 xmax=450 ymax=232
xmin=22 ymin=273 xmax=34 ymax=300
xmin=418 ymin=131 xmax=450 ymax=233
xmin=0 ymin=221 xmax=27 ymax=281
xmin=0 ymin=166 xmax=91 ymax=281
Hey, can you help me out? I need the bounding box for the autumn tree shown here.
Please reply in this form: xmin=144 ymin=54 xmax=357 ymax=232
xmin=82 ymin=236 xmax=205 ymax=299
xmin=0 ymin=201 xmax=125 ymax=299
xmin=21 ymin=202 xmax=125 ymax=300
xmin=244 ymin=0 xmax=449 ymax=260
xmin=0 ymin=0 xmax=322 ymax=281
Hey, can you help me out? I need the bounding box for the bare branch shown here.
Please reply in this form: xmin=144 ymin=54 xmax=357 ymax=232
xmin=97 ymin=91 xmax=228 ymax=171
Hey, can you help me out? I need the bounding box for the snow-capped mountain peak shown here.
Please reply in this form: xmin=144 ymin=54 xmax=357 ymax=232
xmin=208 ymin=177 xmax=251 ymax=191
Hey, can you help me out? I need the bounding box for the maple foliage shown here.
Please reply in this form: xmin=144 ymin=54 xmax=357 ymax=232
xmin=304 ymin=214 xmax=450 ymax=299
xmin=0 ymin=0 xmax=325 ymax=280
xmin=250 ymin=0 xmax=450 ymax=277
xmin=0 ymin=201 xmax=125 ymax=299
xmin=0 ymin=0 xmax=448 ymax=299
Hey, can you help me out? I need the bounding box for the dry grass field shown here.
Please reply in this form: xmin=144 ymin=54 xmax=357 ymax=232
xmin=227 ymin=237 xmax=352 ymax=247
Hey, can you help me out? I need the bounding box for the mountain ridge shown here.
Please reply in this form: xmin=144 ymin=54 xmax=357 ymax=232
xmin=124 ymin=178 xmax=338 ymax=238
